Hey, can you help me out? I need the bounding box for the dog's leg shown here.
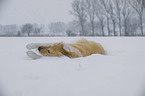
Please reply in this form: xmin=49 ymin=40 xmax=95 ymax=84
xmin=26 ymin=43 xmax=52 ymax=49
xmin=26 ymin=51 xmax=42 ymax=60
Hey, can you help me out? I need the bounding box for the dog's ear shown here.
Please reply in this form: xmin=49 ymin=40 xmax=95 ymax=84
xmin=63 ymin=43 xmax=71 ymax=52
xmin=58 ymin=43 xmax=73 ymax=57
xmin=62 ymin=43 xmax=76 ymax=53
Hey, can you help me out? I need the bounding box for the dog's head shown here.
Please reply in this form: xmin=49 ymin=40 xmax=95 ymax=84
xmin=38 ymin=42 xmax=69 ymax=57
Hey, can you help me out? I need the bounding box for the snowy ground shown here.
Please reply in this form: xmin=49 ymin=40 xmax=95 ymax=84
xmin=0 ymin=37 xmax=145 ymax=96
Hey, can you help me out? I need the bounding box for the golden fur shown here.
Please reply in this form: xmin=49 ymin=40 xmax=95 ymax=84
xmin=38 ymin=39 xmax=105 ymax=58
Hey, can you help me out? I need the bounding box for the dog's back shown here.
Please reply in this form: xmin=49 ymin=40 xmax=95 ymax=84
xmin=68 ymin=39 xmax=105 ymax=57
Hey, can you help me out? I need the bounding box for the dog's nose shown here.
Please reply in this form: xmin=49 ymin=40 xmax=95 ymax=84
xmin=38 ymin=46 xmax=43 ymax=51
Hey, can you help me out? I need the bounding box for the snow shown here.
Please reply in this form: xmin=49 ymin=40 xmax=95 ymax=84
xmin=0 ymin=37 xmax=145 ymax=96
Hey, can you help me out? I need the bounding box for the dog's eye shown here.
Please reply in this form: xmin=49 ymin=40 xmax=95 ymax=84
xmin=48 ymin=50 xmax=51 ymax=53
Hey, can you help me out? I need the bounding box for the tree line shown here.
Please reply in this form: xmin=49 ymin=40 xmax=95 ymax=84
xmin=70 ymin=0 xmax=145 ymax=36
xmin=0 ymin=23 xmax=66 ymax=36
xmin=0 ymin=0 xmax=145 ymax=36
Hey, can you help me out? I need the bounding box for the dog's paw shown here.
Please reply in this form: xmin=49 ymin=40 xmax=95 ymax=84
xmin=26 ymin=43 xmax=39 ymax=49
xmin=26 ymin=51 xmax=42 ymax=60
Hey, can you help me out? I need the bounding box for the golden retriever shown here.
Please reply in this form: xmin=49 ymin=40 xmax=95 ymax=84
xmin=37 ymin=39 xmax=105 ymax=58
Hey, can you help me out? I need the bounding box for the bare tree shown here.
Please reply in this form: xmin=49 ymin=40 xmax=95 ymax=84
xmin=129 ymin=0 xmax=144 ymax=35
xmin=49 ymin=22 xmax=65 ymax=36
xmin=99 ymin=0 xmax=111 ymax=36
xmin=85 ymin=0 xmax=96 ymax=35
xmin=121 ymin=0 xmax=132 ymax=36
xmin=109 ymin=0 xmax=117 ymax=36
xmin=94 ymin=0 xmax=105 ymax=36
xmin=49 ymin=23 xmax=56 ymax=35
xmin=66 ymin=20 xmax=80 ymax=36
xmin=0 ymin=25 xmax=2 ymax=35
xmin=114 ymin=0 xmax=123 ymax=36
xmin=33 ymin=24 xmax=44 ymax=35
xmin=70 ymin=0 xmax=87 ymax=36
xmin=33 ymin=24 xmax=40 ymax=35
xmin=137 ymin=0 xmax=145 ymax=8
xmin=21 ymin=24 xmax=34 ymax=36
xmin=0 ymin=24 xmax=18 ymax=35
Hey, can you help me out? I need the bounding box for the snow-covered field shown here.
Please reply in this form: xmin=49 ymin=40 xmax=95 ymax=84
xmin=0 ymin=37 xmax=145 ymax=96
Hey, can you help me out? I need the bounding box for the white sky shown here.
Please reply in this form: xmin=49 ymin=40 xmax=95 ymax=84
xmin=0 ymin=0 xmax=73 ymax=25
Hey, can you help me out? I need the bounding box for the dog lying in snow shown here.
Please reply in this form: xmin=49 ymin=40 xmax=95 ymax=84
xmin=26 ymin=39 xmax=105 ymax=59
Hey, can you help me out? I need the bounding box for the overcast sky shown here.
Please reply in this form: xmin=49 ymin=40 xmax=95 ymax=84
xmin=0 ymin=0 xmax=73 ymax=25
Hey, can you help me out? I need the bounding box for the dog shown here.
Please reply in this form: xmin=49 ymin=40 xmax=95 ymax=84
xmin=26 ymin=39 xmax=105 ymax=59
